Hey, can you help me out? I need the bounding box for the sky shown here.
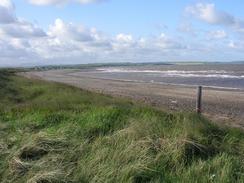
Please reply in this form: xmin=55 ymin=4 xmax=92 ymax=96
xmin=0 ymin=0 xmax=244 ymax=67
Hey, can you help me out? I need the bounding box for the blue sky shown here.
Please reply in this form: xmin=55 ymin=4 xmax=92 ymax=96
xmin=0 ymin=0 xmax=244 ymax=66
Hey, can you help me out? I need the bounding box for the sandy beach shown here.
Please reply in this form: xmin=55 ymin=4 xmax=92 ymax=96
xmin=21 ymin=69 xmax=244 ymax=129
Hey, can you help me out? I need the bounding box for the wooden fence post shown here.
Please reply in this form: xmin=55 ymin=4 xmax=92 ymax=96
xmin=196 ymin=86 xmax=202 ymax=114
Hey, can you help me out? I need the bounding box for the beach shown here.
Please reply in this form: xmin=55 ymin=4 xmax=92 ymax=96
xmin=22 ymin=68 xmax=244 ymax=129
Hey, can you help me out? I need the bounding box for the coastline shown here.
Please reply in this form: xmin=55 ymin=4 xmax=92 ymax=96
xmin=21 ymin=69 xmax=244 ymax=129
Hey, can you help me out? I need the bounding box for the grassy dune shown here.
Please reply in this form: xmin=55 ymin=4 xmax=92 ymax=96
xmin=0 ymin=70 xmax=244 ymax=183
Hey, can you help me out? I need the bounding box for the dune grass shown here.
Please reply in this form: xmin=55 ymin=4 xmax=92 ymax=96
xmin=0 ymin=70 xmax=243 ymax=183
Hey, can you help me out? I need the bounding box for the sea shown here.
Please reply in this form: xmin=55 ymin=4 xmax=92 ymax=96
xmin=80 ymin=63 xmax=244 ymax=90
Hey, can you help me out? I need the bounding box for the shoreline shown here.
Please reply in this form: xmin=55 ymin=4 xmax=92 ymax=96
xmin=21 ymin=69 xmax=244 ymax=129
xmin=67 ymin=73 xmax=244 ymax=92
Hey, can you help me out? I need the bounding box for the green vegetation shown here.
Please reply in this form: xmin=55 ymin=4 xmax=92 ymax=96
xmin=0 ymin=70 xmax=243 ymax=183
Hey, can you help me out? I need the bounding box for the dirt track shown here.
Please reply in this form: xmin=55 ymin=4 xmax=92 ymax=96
xmin=21 ymin=69 xmax=244 ymax=129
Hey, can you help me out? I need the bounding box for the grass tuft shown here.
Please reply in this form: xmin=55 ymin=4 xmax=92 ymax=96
xmin=0 ymin=70 xmax=243 ymax=183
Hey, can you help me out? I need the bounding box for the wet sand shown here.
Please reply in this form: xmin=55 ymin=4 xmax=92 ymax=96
xmin=21 ymin=69 xmax=244 ymax=129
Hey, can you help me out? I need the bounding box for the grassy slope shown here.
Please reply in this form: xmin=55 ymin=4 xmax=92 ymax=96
xmin=0 ymin=70 xmax=243 ymax=183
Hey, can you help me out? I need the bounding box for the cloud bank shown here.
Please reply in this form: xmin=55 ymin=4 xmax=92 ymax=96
xmin=0 ymin=1 xmax=244 ymax=67
xmin=0 ymin=0 xmax=190 ymax=66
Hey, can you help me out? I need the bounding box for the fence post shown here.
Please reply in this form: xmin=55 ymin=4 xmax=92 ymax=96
xmin=196 ymin=86 xmax=202 ymax=114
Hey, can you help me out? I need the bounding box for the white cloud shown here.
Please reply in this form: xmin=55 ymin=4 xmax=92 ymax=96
xmin=228 ymin=40 xmax=244 ymax=50
xmin=0 ymin=14 xmax=189 ymax=65
xmin=29 ymin=18 xmax=114 ymax=60
xmin=2 ymin=14 xmax=241 ymax=66
xmin=228 ymin=41 xmax=236 ymax=48
xmin=0 ymin=0 xmax=16 ymax=24
xmin=28 ymin=0 xmax=105 ymax=6
xmin=0 ymin=37 xmax=39 ymax=66
xmin=185 ymin=3 xmax=244 ymax=35
xmin=157 ymin=33 xmax=186 ymax=49
xmin=1 ymin=0 xmax=244 ymax=66
xmin=116 ymin=34 xmax=133 ymax=43
xmin=208 ymin=30 xmax=227 ymax=39
xmin=185 ymin=3 xmax=235 ymax=25
xmin=178 ymin=22 xmax=196 ymax=36
xmin=48 ymin=19 xmax=94 ymax=42
xmin=0 ymin=0 xmax=46 ymax=64
xmin=0 ymin=1 xmax=46 ymax=38
xmin=113 ymin=34 xmax=135 ymax=50
xmin=0 ymin=20 xmax=46 ymax=38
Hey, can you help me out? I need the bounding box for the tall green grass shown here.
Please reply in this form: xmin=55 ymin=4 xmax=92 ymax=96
xmin=0 ymin=70 xmax=243 ymax=183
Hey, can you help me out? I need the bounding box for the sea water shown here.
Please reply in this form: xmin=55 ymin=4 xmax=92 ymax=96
xmin=74 ymin=63 xmax=244 ymax=90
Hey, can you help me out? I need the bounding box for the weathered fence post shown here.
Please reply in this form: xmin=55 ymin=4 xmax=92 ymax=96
xmin=196 ymin=86 xmax=202 ymax=114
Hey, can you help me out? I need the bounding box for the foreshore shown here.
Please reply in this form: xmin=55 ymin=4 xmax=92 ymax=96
xmin=21 ymin=69 xmax=244 ymax=129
